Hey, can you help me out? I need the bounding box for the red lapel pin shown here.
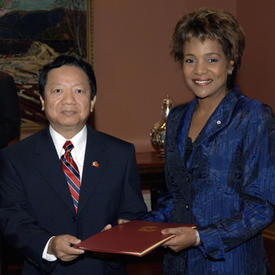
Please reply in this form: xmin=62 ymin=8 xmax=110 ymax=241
xmin=91 ymin=161 xmax=100 ymax=168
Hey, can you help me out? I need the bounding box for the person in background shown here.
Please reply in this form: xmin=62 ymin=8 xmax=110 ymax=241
xmin=0 ymin=71 xmax=20 ymax=149
xmin=0 ymin=71 xmax=20 ymax=275
xmin=144 ymin=8 xmax=275 ymax=275
xmin=0 ymin=55 xmax=147 ymax=275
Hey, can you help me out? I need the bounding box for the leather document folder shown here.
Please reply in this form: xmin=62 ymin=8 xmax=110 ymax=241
xmin=75 ymin=220 xmax=195 ymax=257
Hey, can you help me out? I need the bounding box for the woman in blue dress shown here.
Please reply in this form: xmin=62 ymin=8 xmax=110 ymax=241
xmin=144 ymin=8 xmax=275 ymax=275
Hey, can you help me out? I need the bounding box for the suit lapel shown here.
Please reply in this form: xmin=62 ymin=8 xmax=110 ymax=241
xmin=173 ymin=88 xmax=241 ymax=170
xmin=78 ymin=127 xmax=106 ymax=214
xmin=176 ymin=99 xmax=197 ymax=160
xmin=194 ymin=88 xmax=241 ymax=148
xmin=34 ymin=129 xmax=76 ymax=214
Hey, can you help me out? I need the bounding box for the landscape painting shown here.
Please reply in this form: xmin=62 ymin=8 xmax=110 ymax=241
xmin=0 ymin=0 xmax=93 ymax=133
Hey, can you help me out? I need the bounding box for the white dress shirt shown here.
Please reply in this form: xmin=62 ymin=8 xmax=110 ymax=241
xmin=50 ymin=125 xmax=87 ymax=180
xmin=42 ymin=125 xmax=87 ymax=261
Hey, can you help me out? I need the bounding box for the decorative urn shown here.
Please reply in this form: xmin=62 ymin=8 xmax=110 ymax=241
xmin=150 ymin=95 xmax=173 ymax=156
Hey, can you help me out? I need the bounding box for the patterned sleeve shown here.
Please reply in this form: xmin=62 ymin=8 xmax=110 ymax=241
xmin=198 ymin=102 xmax=275 ymax=259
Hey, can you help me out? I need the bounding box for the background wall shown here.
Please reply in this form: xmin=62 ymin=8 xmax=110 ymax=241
xmin=94 ymin=0 xmax=275 ymax=152
xmin=237 ymin=0 xmax=275 ymax=107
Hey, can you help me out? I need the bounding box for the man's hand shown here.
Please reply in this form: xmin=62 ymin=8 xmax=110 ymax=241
xmin=161 ymin=227 xmax=198 ymax=252
xmin=48 ymin=234 xmax=84 ymax=262
xmin=101 ymin=224 xmax=112 ymax=231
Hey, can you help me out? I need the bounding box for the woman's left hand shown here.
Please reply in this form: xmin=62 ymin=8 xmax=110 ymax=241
xmin=161 ymin=226 xmax=198 ymax=252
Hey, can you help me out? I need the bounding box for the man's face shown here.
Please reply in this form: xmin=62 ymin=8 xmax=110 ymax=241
xmin=40 ymin=65 xmax=96 ymax=138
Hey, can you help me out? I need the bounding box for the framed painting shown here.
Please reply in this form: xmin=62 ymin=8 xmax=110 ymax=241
xmin=0 ymin=0 xmax=94 ymax=135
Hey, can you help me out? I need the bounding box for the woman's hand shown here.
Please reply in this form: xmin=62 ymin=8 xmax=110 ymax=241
xmin=101 ymin=219 xmax=130 ymax=232
xmin=118 ymin=219 xmax=130 ymax=224
xmin=161 ymin=226 xmax=198 ymax=252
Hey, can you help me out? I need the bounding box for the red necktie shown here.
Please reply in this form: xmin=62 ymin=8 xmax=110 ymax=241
xmin=60 ymin=141 xmax=81 ymax=213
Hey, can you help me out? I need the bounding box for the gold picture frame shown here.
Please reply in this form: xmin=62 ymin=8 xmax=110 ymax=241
xmin=87 ymin=0 xmax=94 ymax=66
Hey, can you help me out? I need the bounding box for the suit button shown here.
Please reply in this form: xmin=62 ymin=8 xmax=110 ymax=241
xmin=186 ymin=175 xmax=190 ymax=183
xmin=185 ymin=204 xmax=190 ymax=210
xmin=72 ymin=216 xmax=78 ymax=222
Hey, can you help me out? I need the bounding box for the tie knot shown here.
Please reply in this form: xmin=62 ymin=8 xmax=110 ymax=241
xmin=63 ymin=141 xmax=74 ymax=152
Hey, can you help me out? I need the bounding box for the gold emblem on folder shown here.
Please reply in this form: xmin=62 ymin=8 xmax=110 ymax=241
xmin=138 ymin=226 xmax=158 ymax=232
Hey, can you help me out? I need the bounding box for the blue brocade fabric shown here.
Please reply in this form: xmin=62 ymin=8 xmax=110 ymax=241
xmin=144 ymin=86 xmax=275 ymax=275
xmin=142 ymin=192 xmax=174 ymax=222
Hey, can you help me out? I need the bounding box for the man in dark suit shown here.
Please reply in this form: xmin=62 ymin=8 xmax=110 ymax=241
xmin=0 ymin=71 xmax=20 ymax=149
xmin=0 ymin=55 xmax=147 ymax=275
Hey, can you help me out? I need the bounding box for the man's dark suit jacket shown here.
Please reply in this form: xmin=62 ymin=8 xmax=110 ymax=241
xmin=0 ymin=71 xmax=20 ymax=149
xmin=0 ymin=126 xmax=147 ymax=275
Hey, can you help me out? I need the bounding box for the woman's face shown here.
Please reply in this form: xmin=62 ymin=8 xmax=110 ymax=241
xmin=182 ymin=37 xmax=234 ymax=102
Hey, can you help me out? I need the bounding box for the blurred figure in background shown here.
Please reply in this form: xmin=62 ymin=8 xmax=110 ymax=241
xmin=0 ymin=70 xmax=20 ymax=275
xmin=0 ymin=71 xmax=20 ymax=149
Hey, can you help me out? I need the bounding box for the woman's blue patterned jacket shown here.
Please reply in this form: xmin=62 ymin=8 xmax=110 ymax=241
xmin=145 ymin=86 xmax=275 ymax=274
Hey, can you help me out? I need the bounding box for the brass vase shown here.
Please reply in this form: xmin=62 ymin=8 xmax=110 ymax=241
xmin=150 ymin=95 xmax=173 ymax=157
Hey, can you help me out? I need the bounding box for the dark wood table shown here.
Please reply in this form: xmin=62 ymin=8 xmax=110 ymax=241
xmin=136 ymin=151 xmax=166 ymax=209
xmin=136 ymin=151 xmax=164 ymax=173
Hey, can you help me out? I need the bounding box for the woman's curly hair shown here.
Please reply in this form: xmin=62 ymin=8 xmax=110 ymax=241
xmin=171 ymin=8 xmax=245 ymax=88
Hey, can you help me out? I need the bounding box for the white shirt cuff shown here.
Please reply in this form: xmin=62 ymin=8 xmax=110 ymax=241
xmin=42 ymin=236 xmax=57 ymax=262
xmin=194 ymin=230 xmax=201 ymax=246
